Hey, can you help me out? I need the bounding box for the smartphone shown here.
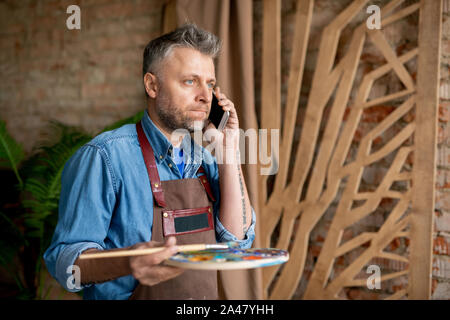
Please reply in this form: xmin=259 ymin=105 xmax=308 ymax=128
xmin=208 ymin=92 xmax=229 ymax=131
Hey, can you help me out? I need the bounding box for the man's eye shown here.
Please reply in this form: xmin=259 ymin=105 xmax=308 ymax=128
xmin=184 ymin=80 xmax=194 ymax=85
xmin=208 ymin=83 xmax=215 ymax=89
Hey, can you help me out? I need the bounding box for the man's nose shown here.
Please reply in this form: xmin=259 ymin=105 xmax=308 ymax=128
xmin=196 ymin=84 xmax=211 ymax=104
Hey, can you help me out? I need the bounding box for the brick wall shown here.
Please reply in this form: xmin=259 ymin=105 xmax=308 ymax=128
xmin=0 ymin=0 xmax=165 ymax=153
xmin=434 ymin=0 xmax=450 ymax=300
xmin=0 ymin=0 xmax=448 ymax=299
xmin=254 ymin=0 xmax=449 ymax=299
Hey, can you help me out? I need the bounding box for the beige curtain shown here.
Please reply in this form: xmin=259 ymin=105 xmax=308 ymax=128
xmin=166 ymin=0 xmax=262 ymax=300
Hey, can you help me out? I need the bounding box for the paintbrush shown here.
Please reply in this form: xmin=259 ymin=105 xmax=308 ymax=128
xmin=78 ymin=241 xmax=239 ymax=260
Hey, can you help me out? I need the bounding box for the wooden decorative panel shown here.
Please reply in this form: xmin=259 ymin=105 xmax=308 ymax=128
xmin=258 ymin=0 xmax=441 ymax=299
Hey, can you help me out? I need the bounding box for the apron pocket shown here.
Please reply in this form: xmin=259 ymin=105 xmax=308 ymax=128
xmin=162 ymin=206 xmax=213 ymax=237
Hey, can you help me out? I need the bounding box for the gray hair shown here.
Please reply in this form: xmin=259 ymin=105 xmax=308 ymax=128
xmin=143 ymin=23 xmax=221 ymax=86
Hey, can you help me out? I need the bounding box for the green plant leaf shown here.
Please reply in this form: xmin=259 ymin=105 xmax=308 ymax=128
xmin=0 ymin=120 xmax=24 ymax=187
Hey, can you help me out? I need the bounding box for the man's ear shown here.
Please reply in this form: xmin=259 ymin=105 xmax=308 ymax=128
xmin=144 ymin=72 xmax=158 ymax=98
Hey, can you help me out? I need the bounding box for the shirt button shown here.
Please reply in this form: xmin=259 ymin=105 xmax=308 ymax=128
xmin=159 ymin=155 xmax=163 ymax=160
xmin=168 ymin=163 xmax=172 ymax=168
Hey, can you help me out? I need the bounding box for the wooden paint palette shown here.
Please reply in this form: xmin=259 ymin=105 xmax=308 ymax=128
xmin=165 ymin=248 xmax=289 ymax=270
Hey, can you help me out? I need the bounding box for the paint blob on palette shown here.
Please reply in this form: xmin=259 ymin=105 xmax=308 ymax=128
xmin=165 ymin=248 xmax=289 ymax=270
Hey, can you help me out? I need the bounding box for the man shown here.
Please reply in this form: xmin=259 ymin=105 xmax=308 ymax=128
xmin=44 ymin=24 xmax=256 ymax=300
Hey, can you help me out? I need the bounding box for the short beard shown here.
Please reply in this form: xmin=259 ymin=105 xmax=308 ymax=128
xmin=157 ymin=105 xmax=188 ymax=131
xmin=155 ymin=89 xmax=206 ymax=132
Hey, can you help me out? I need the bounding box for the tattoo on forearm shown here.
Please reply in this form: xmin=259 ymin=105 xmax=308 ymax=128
xmin=237 ymin=151 xmax=247 ymax=235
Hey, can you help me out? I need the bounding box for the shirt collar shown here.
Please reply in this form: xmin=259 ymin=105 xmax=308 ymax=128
xmin=140 ymin=110 xmax=204 ymax=166
xmin=141 ymin=110 xmax=172 ymax=164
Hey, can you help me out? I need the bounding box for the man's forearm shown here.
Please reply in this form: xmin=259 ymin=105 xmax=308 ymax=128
xmin=218 ymin=148 xmax=252 ymax=240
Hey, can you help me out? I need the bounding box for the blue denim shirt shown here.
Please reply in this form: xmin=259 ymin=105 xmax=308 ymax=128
xmin=43 ymin=110 xmax=256 ymax=300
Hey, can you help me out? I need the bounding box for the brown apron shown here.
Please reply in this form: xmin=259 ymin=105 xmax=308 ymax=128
xmin=129 ymin=121 xmax=219 ymax=300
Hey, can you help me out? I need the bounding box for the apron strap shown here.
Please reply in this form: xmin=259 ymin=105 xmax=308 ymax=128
xmin=136 ymin=121 xmax=167 ymax=207
xmin=197 ymin=166 xmax=216 ymax=202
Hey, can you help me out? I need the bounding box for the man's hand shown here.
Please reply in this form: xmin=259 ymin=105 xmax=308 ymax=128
xmin=129 ymin=236 xmax=184 ymax=286
xmin=204 ymin=87 xmax=240 ymax=162
xmin=213 ymin=86 xmax=239 ymax=131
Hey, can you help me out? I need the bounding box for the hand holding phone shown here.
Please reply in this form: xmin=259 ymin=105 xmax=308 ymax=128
xmin=208 ymin=92 xmax=229 ymax=131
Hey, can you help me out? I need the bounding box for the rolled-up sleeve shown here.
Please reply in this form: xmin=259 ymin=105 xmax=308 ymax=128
xmin=214 ymin=207 xmax=256 ymax=249
xmin=43 ymin=145 xmax=116 ymax=292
